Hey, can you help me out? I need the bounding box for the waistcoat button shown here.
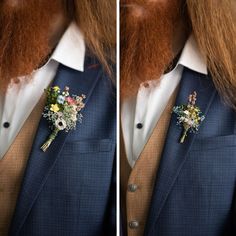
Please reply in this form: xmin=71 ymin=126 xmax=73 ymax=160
xmin=129 ymin=220 xmax=139 ymax=229
xmin=128 ymin=184 xmax=138 ymax=192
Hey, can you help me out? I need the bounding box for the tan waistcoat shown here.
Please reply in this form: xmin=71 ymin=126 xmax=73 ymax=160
xmin=121 ymin=90 xmax=177 ymax=236
xmin=0 ymin=95 xmax=45 ymax=236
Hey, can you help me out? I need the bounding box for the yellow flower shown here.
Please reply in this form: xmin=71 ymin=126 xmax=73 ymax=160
xmin=50 ymin=104 xmax=60 ymax=112
xmin=53 ymin=86 xmax=60 ymax=92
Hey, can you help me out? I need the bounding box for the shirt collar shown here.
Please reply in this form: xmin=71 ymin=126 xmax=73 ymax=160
xmin=178 ymin=34 xmax=208 ymax=75
xmin=51 ymin=22 xmax=86 ymax=72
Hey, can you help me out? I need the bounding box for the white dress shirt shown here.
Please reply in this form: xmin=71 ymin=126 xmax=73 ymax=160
xmin=121 ymin=35 xmax=208 ymax=168
xmin=0 ymin=22 xmax=85 ymax=159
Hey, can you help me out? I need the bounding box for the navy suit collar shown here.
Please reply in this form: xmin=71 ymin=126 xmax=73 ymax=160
xmin=10 ymin=57 xmax=103 ymax=235
xmin=144 ymin=68 xmax=217 ymax=235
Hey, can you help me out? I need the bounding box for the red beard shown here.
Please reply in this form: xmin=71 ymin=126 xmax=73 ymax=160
xmin=120 ymin=0 xmax=182 ymax=98
xmin=0 ymin=0 xmax=64 ymax=92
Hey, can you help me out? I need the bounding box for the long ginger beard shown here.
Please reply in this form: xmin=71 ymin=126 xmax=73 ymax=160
xmin=121 ymin=0 xmax=183 ymax=98
xmin=0 ymin=0 xmax=65 ymax=92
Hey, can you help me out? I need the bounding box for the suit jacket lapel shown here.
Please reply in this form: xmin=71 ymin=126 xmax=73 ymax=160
xmin=145 ymin=68 xmax=217 ymax=235
xmin=10 ymin=57 xmax=103 ymax=235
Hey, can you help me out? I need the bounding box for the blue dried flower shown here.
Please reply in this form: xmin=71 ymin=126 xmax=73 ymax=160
xmin=57 ymin=95 xmax=65 ymax=104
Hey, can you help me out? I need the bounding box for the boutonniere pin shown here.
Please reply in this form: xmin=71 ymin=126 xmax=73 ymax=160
xmin=173 ymin=91 xmax=205 ymax=143
xmin=41 ymin=86 xmax=86 ymax=152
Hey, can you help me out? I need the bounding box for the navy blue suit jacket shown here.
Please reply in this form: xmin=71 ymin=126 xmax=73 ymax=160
xmin=9 ymin=56 xmax=116 ymax=236
xmin=123 ymin=68 xmax=236 ymax=236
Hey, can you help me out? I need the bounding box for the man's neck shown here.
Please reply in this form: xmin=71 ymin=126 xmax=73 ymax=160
xmin=48 ymin=13 xmax=70 ymax=51
xmin=172 ymin=19 xmax=190 ymax=58
xmin=38 ymin=14 xmax=70 ymax=69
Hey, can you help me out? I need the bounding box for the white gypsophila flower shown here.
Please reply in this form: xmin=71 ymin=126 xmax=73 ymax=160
xmin=77 ymin=103 xmax=85 ymax=111
xmin=71 ymin=105 xmax=77 ymax=112
xmin=187 ymin=120 xmax=194 ymax=126
xmin=56 ymin=112 xmax=63 ymax=118
xmin=77 ymin=113 xmax=83 ymax=123
xmin=184 ymin=110 xmax=190 ymax=115
xmin=184 ymin=118 xmax=189 ymax=123
xmin=71 ymin=114 xmax=78 ymax=122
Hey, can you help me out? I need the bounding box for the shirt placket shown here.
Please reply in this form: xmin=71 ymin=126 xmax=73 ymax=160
xmin=0 ymin=85 xmax=20 ymax=159
xmin=132 ymin=84 xmax=151 ymax=165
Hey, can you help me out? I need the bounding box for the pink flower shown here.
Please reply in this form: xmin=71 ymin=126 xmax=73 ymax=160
xmin=66 ymin=97 xmax=76 ymax=105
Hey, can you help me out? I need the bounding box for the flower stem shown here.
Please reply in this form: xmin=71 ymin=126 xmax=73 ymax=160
xmin=41 ymin=128 xmax=59 ymax=152
xmin=180 ymin=128 xmax=188 ymax=143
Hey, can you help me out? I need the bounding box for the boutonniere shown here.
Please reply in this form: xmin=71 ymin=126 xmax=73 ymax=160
xmin=173 ymin=91 xmax=205 ymax=143
xmin=41 ymin=86 xmax=86 ymax=152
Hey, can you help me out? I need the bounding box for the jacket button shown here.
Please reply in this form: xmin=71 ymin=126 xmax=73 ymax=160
xmin=128 ymin=184 xmax=138 ymax=192
xmin=129 ymin=220 xmax=139 ymax=229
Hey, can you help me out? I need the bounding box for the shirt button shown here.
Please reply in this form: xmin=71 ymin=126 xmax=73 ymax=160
xmin=128 ymin=184 xmax=138 ymax=192
xmin=129 ymin=220 xmax=139 ymax=229
xmin=143 ymin=82 xmax=149 ymax=88
xmin=136 ymin=123 xmax=143 ymax=129
xmin=3 ymin=122 xmax=10 ymax=128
